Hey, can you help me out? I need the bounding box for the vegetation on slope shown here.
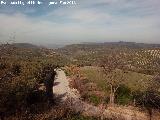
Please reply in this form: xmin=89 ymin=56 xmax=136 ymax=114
xmin=0 ymin=44 xmax=85 ymax=120
xmin=1 ymin=42 xmax=160 ymax=120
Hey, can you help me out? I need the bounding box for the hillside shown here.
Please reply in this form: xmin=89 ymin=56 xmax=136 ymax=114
xmin=0 ymin=43 xmax=70 ymax=66
xmin=55 ymin=42 xmax=160 ymax=67
xmin=56 ymin=42 xmax=160 ymax=57
xmin=1 ymin=42 xmax=160 ymax=120
xmin=11 ymin=43 xmax=39 ymax=49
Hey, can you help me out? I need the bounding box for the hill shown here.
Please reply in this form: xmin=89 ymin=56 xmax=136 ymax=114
xmin=57 ymin=41 xmax=160 ymax=53
xmin=11 ymin=43 xmax=39 ymax=49
xmin=56 ymin=42 xmax=160 ymax=75
xmin=0 ymin=43 xmax=70 ymax=66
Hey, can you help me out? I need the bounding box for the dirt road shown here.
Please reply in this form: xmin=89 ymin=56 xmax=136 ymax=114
xmin=53 ymin=69 xmax=80 ymax=101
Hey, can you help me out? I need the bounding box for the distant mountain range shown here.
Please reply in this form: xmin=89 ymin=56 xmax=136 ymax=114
xmin=80 ymin=41 xmax=160 ymax=48
xmin=2 ymin=41 xmax=160 ymax=50
xmin=8 ymin=43 xmax=65 ymax=49
xmin=11 ymin=43 xmax=39 ymax=49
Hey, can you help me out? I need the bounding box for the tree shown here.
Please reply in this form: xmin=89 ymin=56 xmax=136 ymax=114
xmin=100 ymin=52 xmax=126 ymax=105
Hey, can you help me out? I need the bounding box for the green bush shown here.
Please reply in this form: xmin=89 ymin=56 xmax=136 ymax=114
xmin=116 ymin=85 xmax=133 ymax=105
xmin=87 ymin=94 xmax=101 ymax=106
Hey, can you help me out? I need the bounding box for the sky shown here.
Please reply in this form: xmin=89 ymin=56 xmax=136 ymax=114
xmin=0 ymin=0 xmax=160 ymax=45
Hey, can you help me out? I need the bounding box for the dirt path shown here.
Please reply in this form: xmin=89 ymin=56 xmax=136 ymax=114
xmin=53 ymin=69 xmax=156 ymax=120
xmin=53 ymin=69 xmax=80 ymax=101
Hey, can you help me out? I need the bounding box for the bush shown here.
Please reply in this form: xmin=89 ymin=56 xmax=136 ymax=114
xmin=0 ymin=63 xmax=6 ymax=70
xmin=11 ymin=64 xmax=21 ymax=76
xmin=133 ymin=90 xmax=160 ymax=109
xmin=0 ymin=61 xmax=57 ymax=118
xmin=0 ymin=76 xmax=37 ymax=116
xmin=116 ymin=85 xmax=133 ymax=105
xmin=87 ymin=94 xmax=101 ymax=106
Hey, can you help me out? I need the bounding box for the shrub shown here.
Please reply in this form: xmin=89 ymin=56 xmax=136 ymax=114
xmin=87 ymin=94 xmax=101 ymax=106
xmin=11 ymin=64 xmax=21 ymax=76
xmin=116 ymin=85 xmax=133 ymax=105
xmin=0 ymin=63 xmax=6 ymax=70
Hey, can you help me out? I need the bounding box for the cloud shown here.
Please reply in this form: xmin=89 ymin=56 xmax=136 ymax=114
xmin=0 ymin=0 xmax=160 ymax=44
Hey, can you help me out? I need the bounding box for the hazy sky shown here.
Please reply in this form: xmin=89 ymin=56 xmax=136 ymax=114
xmin=0 ymin=0 xmax=160 ymax=44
